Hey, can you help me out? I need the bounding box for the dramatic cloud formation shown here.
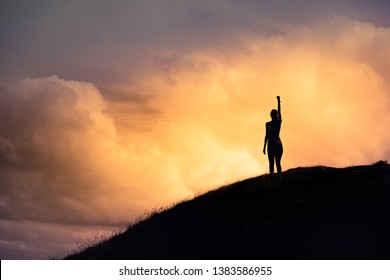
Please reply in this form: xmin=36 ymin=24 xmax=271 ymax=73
xmin=0 ymin=1 xmax=390 ymax=259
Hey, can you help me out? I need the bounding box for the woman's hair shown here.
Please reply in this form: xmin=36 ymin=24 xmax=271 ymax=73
xmin=270 ymin=109 xmax=279 ymax=119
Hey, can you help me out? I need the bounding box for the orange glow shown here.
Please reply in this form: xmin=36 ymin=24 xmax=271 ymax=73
xmin=108 ymin=18 xmax=390 ymax=217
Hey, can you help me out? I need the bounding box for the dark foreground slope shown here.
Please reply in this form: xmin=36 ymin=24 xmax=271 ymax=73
xmin=66 ymin=161 xmax=390 ymax=260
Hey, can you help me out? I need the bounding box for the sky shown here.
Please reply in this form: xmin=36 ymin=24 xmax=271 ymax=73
xmin=1 ymin=0 xmax=390 ymax=259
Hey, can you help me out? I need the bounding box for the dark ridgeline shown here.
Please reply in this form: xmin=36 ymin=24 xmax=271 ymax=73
xmin=66 ymin=161 xmax=390 ymax=260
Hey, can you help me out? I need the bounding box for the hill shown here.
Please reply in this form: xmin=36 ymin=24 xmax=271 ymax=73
xmin=66 ymin=161 xmax=390 ymax=260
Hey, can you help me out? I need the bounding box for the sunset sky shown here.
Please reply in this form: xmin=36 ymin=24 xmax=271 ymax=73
xmin=1 ymin=0 xmax=390 ymax=259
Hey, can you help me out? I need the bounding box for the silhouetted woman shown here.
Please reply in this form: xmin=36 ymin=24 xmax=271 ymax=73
xmin=263 ymin=96 xmax=283 ymax=182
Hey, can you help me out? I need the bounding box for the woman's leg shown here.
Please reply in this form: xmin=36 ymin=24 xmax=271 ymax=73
xmin=268 ymin=147 xmax=275 ymax=181
xmin=275 ymin=145 xmax=283 ymax=180
xmin=268 ymin=155 xmax=275 ymax=174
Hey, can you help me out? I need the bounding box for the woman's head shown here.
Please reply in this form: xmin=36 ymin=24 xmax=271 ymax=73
xmin=270 ymin=109 xmax=279 ymax=120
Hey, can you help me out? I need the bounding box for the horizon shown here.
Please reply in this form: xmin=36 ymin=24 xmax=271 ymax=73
xmin=1 ymin=0 xmax=390 ymax=259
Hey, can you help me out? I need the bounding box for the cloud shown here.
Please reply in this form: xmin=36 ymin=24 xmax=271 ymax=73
xmin=0 ymin=76 xmax=131 ymax=224
xmin=0 ymin=76 xmax=186 ymax=226
xmin=143 ymin=17 xmax=390 ymax=167
xmin=0 ymin=75 xmax=258 ymax=227
xmin=2 ymin=1 xmax=389 ymax=87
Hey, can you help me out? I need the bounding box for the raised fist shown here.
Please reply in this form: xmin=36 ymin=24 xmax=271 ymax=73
xmin=277 ymin=96 xmax=280 ymax=101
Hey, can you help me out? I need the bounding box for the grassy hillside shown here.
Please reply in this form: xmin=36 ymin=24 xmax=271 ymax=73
xmin=66 ymin=161 xmax=390 ymax=260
